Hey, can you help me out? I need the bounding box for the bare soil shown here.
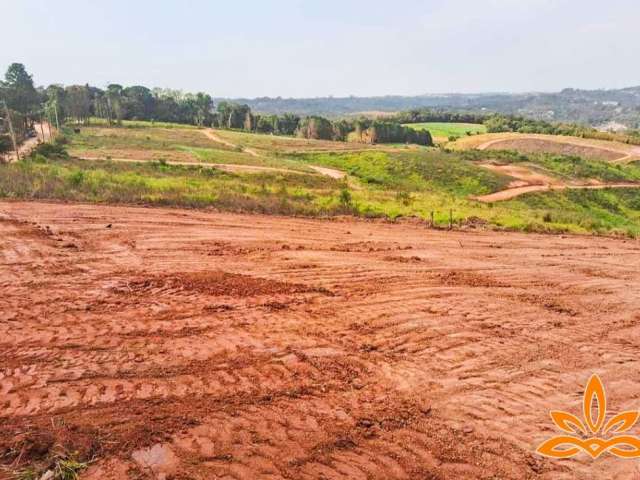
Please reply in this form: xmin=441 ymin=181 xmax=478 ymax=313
xmin=452 ymin=132 xmax=640 ymax=164
xmin=482 ymin=138 xmax=626 ymax=161
xmin=2 ymin=201 xmax=640 ymax=479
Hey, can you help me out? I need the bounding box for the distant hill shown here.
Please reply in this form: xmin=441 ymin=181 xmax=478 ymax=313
xmin=222 ymin=86 xmax=640 ymax=129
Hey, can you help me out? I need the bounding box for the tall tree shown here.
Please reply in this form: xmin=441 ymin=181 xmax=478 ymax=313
xmin=1 ymin=63 xmax=40 ymax=130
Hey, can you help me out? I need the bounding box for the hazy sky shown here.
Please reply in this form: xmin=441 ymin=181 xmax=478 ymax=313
xmin=3 ymin=0 xmax=638 ymax=98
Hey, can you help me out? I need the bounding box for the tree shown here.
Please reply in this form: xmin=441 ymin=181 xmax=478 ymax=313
xmin=65 ymin=85 xmax=92 ymax=123
xmin=297 ymin=116 xmax=333 ymax=140
xmin=106 ymin=84 xmax=125 ymax=124
xmin=1 ymin=63 xmax=40 ymax=130
xmin=277 ymin=113 xmax=300 ymax=135
xmin=122 ymin=86 xmax=155 ymax=120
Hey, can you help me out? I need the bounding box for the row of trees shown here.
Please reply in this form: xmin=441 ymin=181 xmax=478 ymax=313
xmin=214 ymin=105 xmax=433 ymax=145
xmin=1 ymin=63 xmax=435 ymax=154
xmin=44 ymin=84 xmax=215 ymax=126
xmin=390 ymin=107 xmax=640 ymax=146
xmin=393 ymin=109 xmax=488 ymax=125
xmin=483 ymin=114 xmax=640 ymax=146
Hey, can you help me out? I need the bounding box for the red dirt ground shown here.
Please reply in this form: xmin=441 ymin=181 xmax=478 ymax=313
xmin=2 ymin=201 xmax=640 ymax=479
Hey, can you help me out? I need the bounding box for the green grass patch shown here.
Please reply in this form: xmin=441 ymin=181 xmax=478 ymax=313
xmin=289 ymin=149 xmax=510 ymax=195
xmin=404 ymin=122 xmax=486 ymax=139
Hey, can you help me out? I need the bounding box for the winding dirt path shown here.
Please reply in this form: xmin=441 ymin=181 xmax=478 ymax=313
xmin=474 ymin=163 xmax=640 ymax=202
xmin=203 ymin=129 xmax=261 ymax=157
xmin=2 ymin=201 xmax=640 ymax=479
xmin=308 ymin=164 xmax=346 ymax=179
xmin=77 ymin=155 xmax=306 ymax=175
xmin=476 ymin=182 xmax=640 ymax=202
xmin=202 ymin=129 xmax=346 ymax=179
xmin=3 ymin=123 xmax=50 ymax=162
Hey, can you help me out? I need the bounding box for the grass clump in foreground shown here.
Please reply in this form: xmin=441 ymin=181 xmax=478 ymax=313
xmin=7 ymin=450 xmax=89 ymax=480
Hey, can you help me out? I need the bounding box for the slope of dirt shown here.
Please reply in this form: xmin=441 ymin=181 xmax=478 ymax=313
xmin=1 ymin=202 xmax=640 ymax=479
xmin=481 ymin=138 xmax=626 ymax=161
xmin=452 ymin=132 xmax=640 ymax=163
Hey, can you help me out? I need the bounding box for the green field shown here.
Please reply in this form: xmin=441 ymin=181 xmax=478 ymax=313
xmin=404 ymin=122 xmax=487 ymax=139
xmin=2 ymin=121 xmax=640 ymax=237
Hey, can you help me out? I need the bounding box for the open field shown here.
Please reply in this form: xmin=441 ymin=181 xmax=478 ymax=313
xmin=66 ymin=125 xmax=314 ymax=172
xmin=403 ymin=122 xmax=486 ymax=142
xmin=451 ymin=132 xmax=640 ymax=163
xmin=2 ymin=201 xmax=640 ymax=479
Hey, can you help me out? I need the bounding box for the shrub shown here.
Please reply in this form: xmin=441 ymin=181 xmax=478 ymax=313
xmin=339 ymin=188 xmax=352 ymax=206
xmin=30 ymin=142 xmax=68 ymax=159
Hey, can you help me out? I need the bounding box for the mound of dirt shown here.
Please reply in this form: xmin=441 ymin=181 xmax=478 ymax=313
xmin=117 ymin=271 xmax=317 ymax=297
xmin=434 ymin=270 xmax=508 ymax=288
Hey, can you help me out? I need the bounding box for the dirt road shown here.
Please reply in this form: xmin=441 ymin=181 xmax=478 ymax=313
xmin=203 ymin=129 xmax=261 ymax=158
xmin=77 ymin=155 xmax=304 ymax=175
xmin=474 ymin=163 xmax=640 ymax=202
xmin=203 ymin=129 xmax=346 ymax=179
xmin=2 ymin=201 xmax=640 ymax=479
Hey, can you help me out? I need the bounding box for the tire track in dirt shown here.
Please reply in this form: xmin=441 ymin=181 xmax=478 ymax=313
xmin=2 ymin=202 xmax=640 ymax=479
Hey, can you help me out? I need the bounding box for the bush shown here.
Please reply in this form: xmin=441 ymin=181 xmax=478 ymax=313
xmin=339 ymin=188 xmax=352 ymax=206
xmin=30 ymin=141 xmax=68 ymax=159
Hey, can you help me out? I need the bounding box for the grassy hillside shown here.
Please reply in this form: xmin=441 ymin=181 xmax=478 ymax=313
xmin=2 ymin=121 xmax=640 ymax=237
xmin=404 ymin=122 xmax=486 ymax=139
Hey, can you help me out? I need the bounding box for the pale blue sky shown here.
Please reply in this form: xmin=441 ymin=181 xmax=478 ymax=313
xmin=3 ymin=0 xmax=638 ymax=97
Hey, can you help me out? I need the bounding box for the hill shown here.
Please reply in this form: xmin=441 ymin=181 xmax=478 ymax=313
xmin=226 ymin=86 xmax=640 ymax=128
xmin=3 ymin=121 xmax=640 ymax=237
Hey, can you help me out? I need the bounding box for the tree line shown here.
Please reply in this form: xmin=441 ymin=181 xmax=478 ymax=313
xmin=391 ymin=107 xmax=640 ymax=146
xmin=209 ymin=103 xmax=433 ymax=145
xmin=1 ymin=63 xmax=434 ymax=154
xmin=392 ymin=109 xmax=487 ymax=125
xmin=482 ymin=114 xmax=640 ymax=146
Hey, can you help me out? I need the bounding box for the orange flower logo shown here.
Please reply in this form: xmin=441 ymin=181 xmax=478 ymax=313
xmin=537 ymin=374 xmax=640 ymax=459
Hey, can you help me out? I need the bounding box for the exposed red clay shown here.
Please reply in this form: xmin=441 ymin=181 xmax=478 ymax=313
xmin=1 ymin=201 xmax=640 ymax=479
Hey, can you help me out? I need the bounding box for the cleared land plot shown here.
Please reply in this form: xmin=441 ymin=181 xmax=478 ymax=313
xmin=404 ymin=122 xmax=486 ymax=141
xmin=66 ymin=126 xmax=313 ymax=172
xmin=2 ymin=201 xmax=640 ymax=479
xmin=452 ymin=132 xmax=640 ymax=163
xmin=210 ymin=128 xmax=414 ymax=155
xmin=484 ymin=138 xmax=625 ymax=161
